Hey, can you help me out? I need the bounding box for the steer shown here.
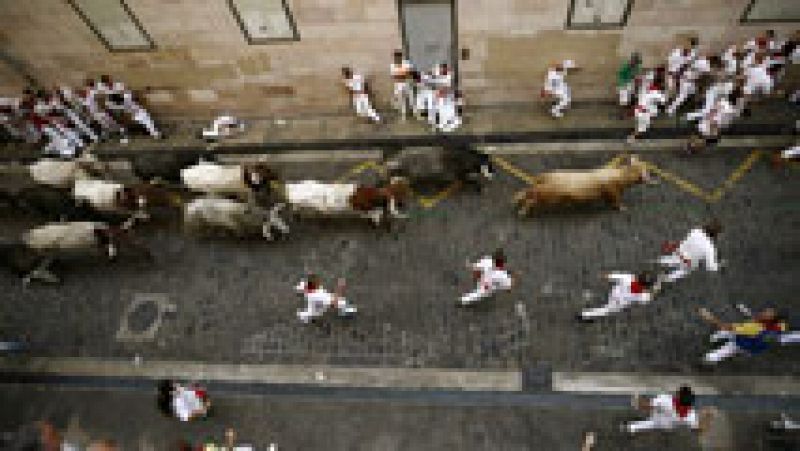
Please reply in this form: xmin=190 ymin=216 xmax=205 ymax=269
xmin=1 ymin=219 xmax=150 ymax=285
xmin=28 ymin=156 xmax=109 ymax=189
xmin=279 ymin=176 xmax=411 ymax=226
xmin=72 ymin=178 xmax=180 ymax=221
xmin=384 ymin=141 xmax=494 ymax=192
xmin=184 ymin=197 xmax=289 ymax=240
xmin=513 ymin=155 xmax=651 ymax=216
xmin=180 ymin=160 xmax=278 ymax=200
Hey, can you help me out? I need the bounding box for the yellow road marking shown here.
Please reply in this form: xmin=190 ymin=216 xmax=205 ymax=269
xmin=709 ymin=150 xmax=761 ymax=201
xmin=490 ymin=156 xmax=539 ymax=184
xmin=335 ymin=160 xmax=380 ymax=183
xmin=640 ymin=161 xmax=715 ymax=202
xmin=418 ymin=181 xmax=461 ymax=209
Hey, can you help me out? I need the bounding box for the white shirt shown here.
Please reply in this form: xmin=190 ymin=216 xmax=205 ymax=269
xmin=296 ymin=279 xmax=336 ymax=315
xmin=722 ymin=47 xmax=738 ymax=75
xmin=637 ymin=88 xmax=666 ymax=115
xmin=649 ymin=394 xmax=700 ymax=429
xmin=431 ymin=67 xmax=453 ymax=89
xmin=668 ymin=48 xmax=690 ymax=73
xmin=677 ymin=228 xmax=719 ymax=271
xmin=473 ymin=257 xmax=512 ymax=292
xmin=345 ymin=73 xmax=365 ymax=93
xmin=745 ymin=62 xmax=771 ymax=86
xmin=607 ymin=273 xmax=652 ymax=304
xmin=172 ymin=386 xmax=204 ymax=422
xmin=545 ymin=69 xmax=566 ymax=94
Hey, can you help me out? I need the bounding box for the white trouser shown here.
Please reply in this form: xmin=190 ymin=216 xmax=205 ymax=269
xmin=686 ymin=88 xmax=720 ymax=121
xmin=64 ymin=108 xmax=98 ymax=142
xmin=744 ymin=77 xmax=772 ymax=97
xmin=53 ymin=123 xmax=85 ymax=149
xmin=393 ymin=82 xmax=412 ymax=118
xmin=658 ymin=254 xmax=694 ymax=282
xmin=461 ymin=283 xmax=510 ymax=305
xmin=781 ymin=147 xmax=800 ymax=160
xmin=42 ymin=127 xmax=76 ymax=158
xmin=667 ymin=71 xmax=679 ymax=95
xmin=416 ymin=88 xmax=435 ymax=120
xmin=780 ymin=331 xmax=800 ymax=344
xmin=550 ymin=88 xmax=570 ymax=117
xmin=352 ymin=93 xmax=380 ymax=122
xmin=133 ymin=106 xmax=160 ymax=138
xmin=667 ymin=81 xmax=695 ymax=116
xmin=635 ymin=110 xmax=653 ymax=134
xmin=619 ymin=82 xmax=634 ymax=106
xmin=436 ymin=99 xmax=461 ymax=133
xmin=297 ymin=297 xmax=357 ymax=323
xmin=92 ymin=109 xmax=125 ymax=135
xmin=705 ymin=339 xmax=740 ymax=363
xmin=627 ymin=417 xmax=678 ymax=433
xmin=581 ymin=293 xmax=643 ymax=319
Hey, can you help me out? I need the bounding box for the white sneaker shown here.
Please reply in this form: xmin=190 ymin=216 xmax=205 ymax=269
xmin=120 ymin=137 xmax=129 ymax=145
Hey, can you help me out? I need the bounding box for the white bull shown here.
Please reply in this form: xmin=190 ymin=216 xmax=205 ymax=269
xmin=73 ymin=179 xmax=126 ymax=211
xmin=180 ymin=161 xmax=276 ymax=199
xmin=280 ymin=178 xmax=410 ymax=226
xmin=12 ymin=218 xmax=147 ymax=285
xmin=184 ymin=197 xmax=289 ymax=240
xmin=23 ymin=221 xmax=122 ymax=259
xmin=28 ymin=156 xmax=107 ymax=189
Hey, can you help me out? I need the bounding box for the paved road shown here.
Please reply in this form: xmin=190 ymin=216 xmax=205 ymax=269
xmin=2 ymin=384 xmax=798 ymax=450
xmin=0 ymin=146 xmax=798 ymax=375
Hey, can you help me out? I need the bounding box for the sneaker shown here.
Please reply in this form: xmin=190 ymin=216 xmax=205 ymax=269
xmin=120 ymin=137 xmax=129 ymax=145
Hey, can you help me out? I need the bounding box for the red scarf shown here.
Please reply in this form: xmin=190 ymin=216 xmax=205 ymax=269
xmin=629 ymin=280 xmax=644 ymax=294
xmin=673 ymin=397 xmax=691 ymax=418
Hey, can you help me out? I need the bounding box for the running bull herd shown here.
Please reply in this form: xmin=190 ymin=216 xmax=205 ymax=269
xmin=0 ymin=145 xmax=655 ymax=287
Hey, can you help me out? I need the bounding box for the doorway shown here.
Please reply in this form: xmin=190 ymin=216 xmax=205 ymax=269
xmin=399 ymin=0 xmax=457 ymax=82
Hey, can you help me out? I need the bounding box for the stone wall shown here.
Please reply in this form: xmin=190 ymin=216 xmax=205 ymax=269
xmin=0 ymin=0 xmax=795 ymax=118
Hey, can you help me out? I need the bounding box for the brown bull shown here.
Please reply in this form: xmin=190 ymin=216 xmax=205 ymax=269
xmin=513 ymin=155 xmax=651 ymax=216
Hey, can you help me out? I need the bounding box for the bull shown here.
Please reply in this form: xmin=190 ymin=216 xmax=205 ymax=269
xmin=184 ymin=197 xmax=289 ymax=240
xmin=0 ymin=219 xmax=150 ymax=285
xmin=72 ymin=178 xmax=181 ymax=221
xmin=27 ymin=156 xmax=109 ymax=189
xmin=384 ymin=141 xmax=494 ymax=191
xmin=513 ymin=155 xmax=652 ymax=216
xmin=278 ymin=176 xmax=412 ymax=226
xmin=180 ymin=160 xmax=278 ymax=200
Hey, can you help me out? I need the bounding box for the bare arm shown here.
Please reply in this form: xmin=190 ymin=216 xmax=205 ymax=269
xmin=699 ymin=308 xmax=732 ymax=330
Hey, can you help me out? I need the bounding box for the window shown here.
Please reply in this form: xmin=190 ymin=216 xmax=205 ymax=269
xmin=68 ymin=0 xmax=155 ymax=52
xmin=741 ymin=0 xmax=800 ymax=23
xmin=228 ymin=0 xmax=300 ymax=44
xmin=566 ymin=0 xmax=634 ymax=29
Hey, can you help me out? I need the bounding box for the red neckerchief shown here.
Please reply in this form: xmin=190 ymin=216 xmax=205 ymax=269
xmin=629 ymin=280 xmax=644 ymax=294
xmin=673 ymin=397 xmax=691 ymax=418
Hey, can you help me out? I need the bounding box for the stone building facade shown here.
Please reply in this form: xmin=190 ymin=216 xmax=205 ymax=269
xmin=0 ymin=0 xmax=795 ymax=118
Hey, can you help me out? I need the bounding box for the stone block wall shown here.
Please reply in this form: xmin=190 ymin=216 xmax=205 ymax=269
xmin=0 ymin=0 xmax=795 ymax=118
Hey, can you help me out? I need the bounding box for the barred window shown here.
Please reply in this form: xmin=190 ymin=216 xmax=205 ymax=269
xmin=566 ymin=0 xmax=634 ymax=29
xmin=741 ymin=0 xmax=800 ymax=23
xmin=68 ymin=0 xmax=154 ymax=52
xmin=228 ymin=0 xmax=300 ymax=44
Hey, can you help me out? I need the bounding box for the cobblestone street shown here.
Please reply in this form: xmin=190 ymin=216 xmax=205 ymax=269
xmin=1 ymin=146 xmax=797 ymax=376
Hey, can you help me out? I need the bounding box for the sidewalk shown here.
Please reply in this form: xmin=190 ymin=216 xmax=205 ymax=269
xmin=0 ymin=99 xmax=796 ymax=160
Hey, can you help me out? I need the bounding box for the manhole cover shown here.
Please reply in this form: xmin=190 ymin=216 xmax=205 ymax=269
xmin=127 ymin=300 xmax=159 ymax=333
